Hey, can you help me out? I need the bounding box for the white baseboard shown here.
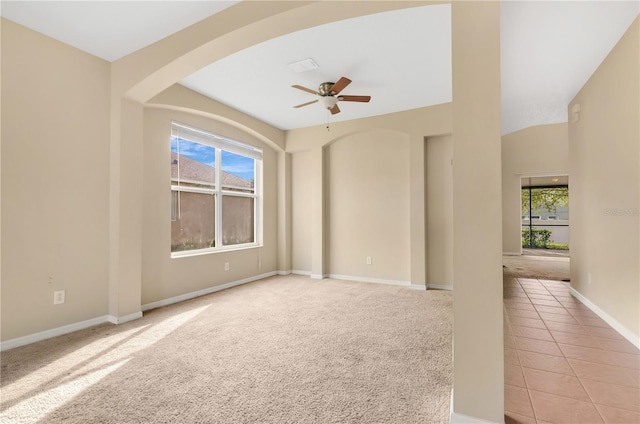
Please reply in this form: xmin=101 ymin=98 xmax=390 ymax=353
xmin=502 ymin=252 xmax=521 ymax=256
xmin=450 ymin=411 xmax=502 ymax=424
xmin=327 ymin=274 xmax=411 ymax=287
xmin=2 ymin=272 xmax=282 ymax=351
xmin=428 ymin=284 xmax=453 ymax=291
xmin=107 ymin=311 xmax=143 ymax=325
xmin=293 ymin=273 xmax=428 ymax=291
xmin=292 ymin=272 xmax=421 ymax=290
xmin=142 ymin=271 xmax=278 ymax=312
xmin=1 ymin=315 xmax=110 ymax=352
xmin=569 ymin=287 xmax=640 ymax=349
xmin=450 ymin=389 xmax=503 ymax=423
xmin=277 ymin=270 xmax=292 ymax=275
xmin=290 ymin=271 xmax=418 ymax=291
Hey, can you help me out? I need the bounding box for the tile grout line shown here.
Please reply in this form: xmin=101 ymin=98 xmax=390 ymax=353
xmin=504 ymin=283 xmax=538 ymax=422
xmin=506 ymin=275 xmax=640 ymax=422
xmin=510 ymin=278 xmax=541 ymax=423
xmin=543 ymin=280 xmax=608 ymax=424
xmin=513 ymin=277 xmax=609 ymax=423
xmin=556 ymin=303 xmax=640 ymax=415
xmin=519 ymin=277 xmax=562 ymax=424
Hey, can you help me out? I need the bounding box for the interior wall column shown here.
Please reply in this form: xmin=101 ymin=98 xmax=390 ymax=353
xmin=410 ymin=134 xmax=427 ymax=287
xmin=310 ymin=147 xmax=326 ymax=279
xmin=277 ymin=150 xmax=292 ymax=273
xmin=108 ymin=97 xmax=143 ymax=323
xmin=451 ymin=1 xmax=504 ymax=422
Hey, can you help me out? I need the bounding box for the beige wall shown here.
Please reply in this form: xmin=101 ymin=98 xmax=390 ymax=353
xmin=568 ymin=17 xmax=639 ymax=342
xmin=1 ymin=20 xmax=111 ymax=340
xmin=502 ymin=123 xmax=569 ymax=254
xmin=451 ymin=2 xmax=503 ymax=421
xmin=286 ymin=104 xmax=452 ymax=286
xmin=326 ymin=130 xmax=411 ymax=282
xmin=142 ymin=107 xmax=279 ymax=306
xmin=426 ymin=135 xmax=453 ymax=288
xmin=291 ymin=151 xmax=312 ymax=273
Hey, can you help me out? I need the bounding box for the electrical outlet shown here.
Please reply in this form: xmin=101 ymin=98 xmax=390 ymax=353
xmin=225 ymin=262 xmax=230 ymax=271
xmin=366 ymin=256 xmax=372 ymax=265
xmin=53 ymin=290 xmax=65 ymax=305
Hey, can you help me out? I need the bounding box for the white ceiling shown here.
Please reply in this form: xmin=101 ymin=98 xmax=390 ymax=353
xmin=180 ymin=4 xmax=452 ymax=130
xmin=0 ymin=1 xmax=240 ymax=61
xmin=501 ymin=1 xmax=639 ymax=135
xmin=2 ymin=1 xmax=638 ymax=134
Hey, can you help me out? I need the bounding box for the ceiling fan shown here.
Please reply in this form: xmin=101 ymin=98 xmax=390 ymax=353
xmin=292 ymin=77 xmax=371 ymax=115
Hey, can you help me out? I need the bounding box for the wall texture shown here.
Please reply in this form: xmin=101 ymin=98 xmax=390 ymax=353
xmin=501 ymin=123 xmax=570 ymax=254
xmin=426 ymin=135 xmax=454 ymax=288
xmin=1 ymin=20 xmax=111 ymax=340
xmin=291 ymin=150 xmax=312 ymax=273
xmin=568 ymin=17 xmax=639 ymax=342
xmin=326 ymin=130 xmax=411 ymax=283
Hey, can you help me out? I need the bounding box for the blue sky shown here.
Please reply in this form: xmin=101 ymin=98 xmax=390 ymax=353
xmin=171 ymin=137 xmax=255 ymax=181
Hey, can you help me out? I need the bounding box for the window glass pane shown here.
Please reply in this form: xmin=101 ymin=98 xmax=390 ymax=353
xmin=171 ymin=191 xmax=216 ymax=252
xmin=222 ymin=195 xmax=254 ymax=246
xmin=529 ymin=187 xmax=569 ymax=220
xmin=221 ymin=150 xmax=255 ymax=193
xmin=171 ymin=191 xmax=177 ymax=221
xmin=170 ymin=123 xmax=261 ymax=255
xmin=521 ymin=186 xmax=569 ymax=249
xmin=171 ymin=137 xmax=216 ymax=189
xmin=521 ymin=188 xmax=531 ymax=220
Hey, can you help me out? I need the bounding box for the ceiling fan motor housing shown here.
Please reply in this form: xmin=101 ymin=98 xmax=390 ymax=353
xmin=318 ymin=82 xmax=335 ymax=96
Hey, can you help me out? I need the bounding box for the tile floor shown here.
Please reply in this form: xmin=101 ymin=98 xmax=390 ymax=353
xmin=503 ymin=277 xmax=640 ymax=424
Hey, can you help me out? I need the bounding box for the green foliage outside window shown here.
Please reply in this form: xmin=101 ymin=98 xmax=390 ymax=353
xmin=522 ymin=229 xmax=552 ymax=248
xmin=522 ymin=187 xmax=568 ymax=216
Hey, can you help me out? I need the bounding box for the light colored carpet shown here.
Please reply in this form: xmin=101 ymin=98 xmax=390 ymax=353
xmin=1 ymin=275 xmax=453 ymax=424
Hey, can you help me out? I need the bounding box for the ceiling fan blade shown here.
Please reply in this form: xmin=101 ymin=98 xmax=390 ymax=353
xmin=293 ymin=100 xmax=319 ymax=108
xmin=330 ymin=77 xmax=351 ymax=95
xmin=338 ymin=95 xmax=371 ymax=103
xmin=292 ymin=84 xmax=319 ymax=95
xmin=329 ymin=104 xmax=341 ymax=115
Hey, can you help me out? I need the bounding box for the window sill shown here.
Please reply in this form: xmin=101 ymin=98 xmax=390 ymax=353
xmin=170 ymin=243 xmax=262 ymax=259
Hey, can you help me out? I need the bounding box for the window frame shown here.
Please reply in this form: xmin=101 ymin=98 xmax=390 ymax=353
xmin=170 ymin=122 xmax=262 ymax=258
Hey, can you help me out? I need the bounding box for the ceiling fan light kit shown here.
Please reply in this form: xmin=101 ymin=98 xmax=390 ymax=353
xmin=292 ymin=76 xmax=371 ymax=115
xmin=319 ymin=96 xmax=338 ymax=109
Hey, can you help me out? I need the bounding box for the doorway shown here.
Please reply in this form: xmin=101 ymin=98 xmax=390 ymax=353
xmin=521 ymin=176 xmax=569 ymax=257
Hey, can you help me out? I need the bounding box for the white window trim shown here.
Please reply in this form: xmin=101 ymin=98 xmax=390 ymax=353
xmin=170 ymin=122 xmax=262 ymax=258
xmin=172 ymin=122 xmax=262 ymax=160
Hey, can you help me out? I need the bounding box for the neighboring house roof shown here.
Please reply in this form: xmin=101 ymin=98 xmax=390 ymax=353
xmin=171 ymin=152 xmax=253 ymax=188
